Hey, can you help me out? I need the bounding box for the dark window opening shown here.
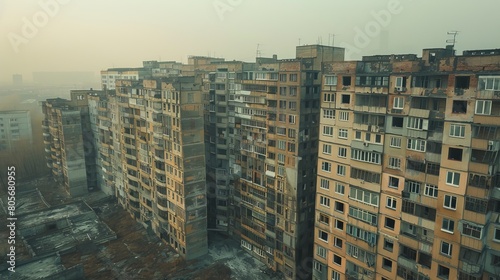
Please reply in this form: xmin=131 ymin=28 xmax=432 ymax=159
xmin=455 ymin=76 xmax=470 ymax=89
xmin=448 ymin=148 xmax=463 ymax=161
xmin=385 ymin=218 xmax=395 ymax=230
xmin=343 ymin=76 xmax=352 ymax=86
xmin=452 ymin=100 xmax=467 ymax=114
xmin=392 ymin=117 xmax=404 ymax=128
xmin=418 ymin=252 xmax=432 ymax=268
xmin=341 ymin=94 xmax=351 ymax=104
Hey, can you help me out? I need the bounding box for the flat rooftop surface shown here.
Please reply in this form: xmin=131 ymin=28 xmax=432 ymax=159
xmin=0 ymin=255 xmax=64 ymax=280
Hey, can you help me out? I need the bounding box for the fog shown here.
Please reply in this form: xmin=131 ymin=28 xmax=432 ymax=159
xmin=1 ymin=0 xmax=500 ymax=86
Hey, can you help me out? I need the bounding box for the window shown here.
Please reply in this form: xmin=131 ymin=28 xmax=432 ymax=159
xmin=313 ymin=261 xmax=324 ymax=272
xmin=450 ymin=124 xmax=465 ymax=138
xmin=317 ymin=245 xmax=327 ymax=258
xmin=407 ymin=138 xmax=426 ymax=152
xmin=279 ymin=74 xmax=287 ymax=82
xmin=452 ymin=100 xmax=467 ymax=114
xmin=334 ymin=237 xmax=343 ymax=248
xmin=444 ymin=195 xmax=457 ymax=210
xmin=289 ymin=87 xmax=297 ymax=96
xmin=440 ymin=241 xmax=453 ymax=257
xmin=333 ymin=254 xmax=342 ymax=266
xmin=388 ymin=177 xmax=399 ymax=189
xmin=392 ymin=117 xmax=404 ymax=128
xmin=386 ymin=197 xmax=397 ymax=210
xmin=478 ymin=76 xmax=500 ymax=91
xmin=278 ymin=154 xmax=285 ymax=163
xmin=393 ymin=97 xmax=404 ymax=109
xmin=354 ymin=131 xmax=362 ymax=140
xmin=320 ymin=178 xmax=330 ymax=190
xmin=395 ymin=76 xmax=407 ymax=90
xmin=390 ymin=137 xmax=402 ymax=148
xmin=277 ymin=140 xmax=286 ymax=150
xmin=438 ymin=265 xmax=450 ymax=279
xmin=342 ymin=76 xmax=351 ymax=86
xmin=475 ymin=100 xmax=492 ymax=115
xmin=424 ymin=184 xmax=438 ymax=198
xmin=338 ymin=129 xmax=348 ymax=139
xmin=323 ymin=93 xmax=335 ymax=102
xmin=318 ymin=230 xmax=328 ymax=242
xmin=455 ymin=76 xmax=470 ymax=89
xmin=351 ymin=149 xmax=381 ymax=164
xmin=338 ymin=147 xmax=347 ymax=158
xmin=319 ymin=213 xmax=330 ymax=224
xmin=323 ymin=126 xmax=333 ymax=136
xmin=335 ymin=201 xmax=344 ymax=213
xmin=407 ymin=117 xmax=428 ymax=130
xmin=382 ymin=258 xmax=392 ymax=271
xmin=388 ymin=157 xmax=401 ymax=169
xmin=339 ymin=111 xmax=349 ymax=121
xmin=494 ymin=228 xmax=500 ymax=242
xmin=385 ymin=217 xmax=395 ymax=230
xmin=289 ymin=74 xmax=298 ymax=82
xmin=337 ymin=165 xmax=346 ymax=176
xmin=335 ymin=183 xmax=345 ymax=195
xmin=320 ymin=196 xmax=330 ymax=207
xmin=349 ymin=187 xmax=379 ymax=206
xmin=325 ymin=75 xmax=337 ymax=86
xmin=382 ymin=239 xmax=393 ymax=252
xmin=341 ymin=94 xmax=350 ymax=104
xmin=323 ymin=109 xmax=335 ymax=119
xmin=349 ymin=206 xmax=377 ymax=225
xmin=446 ymin=171 xmax=460 ymax=186
xmin=322 ymin=144 xmax=332 ymax=154
xmin=332 ymin=271 xmax=341 ymax=280
xmin=335 ymin=219 xmax=344 ymax=230
xmin=405 ymin=180 xmax=421 ymax=193
xmin=288 ymin=115 xmax=296 ymax=124
xmin=441 ymin=218 xmax=454 ymax=233
xmin=322 ymin=162 xmax=331 ymax=172
xmin=462 ymin=222 xmax=483 ymax=239
xmin=448 ymin=148 xmax=463 ymax=161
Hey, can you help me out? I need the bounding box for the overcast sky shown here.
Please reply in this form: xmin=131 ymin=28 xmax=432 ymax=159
xmin=1 ymin=0 xmax=499 ymax=85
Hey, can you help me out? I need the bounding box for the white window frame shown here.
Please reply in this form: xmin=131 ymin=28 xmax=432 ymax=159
xmin=475 ymin=100 xmax=492 ymax=115
xmin=440 ymin=241 xmax=453 ymax=257
xmin=393 ymin=97 xmax=404 ymax=109
xmin=323 ymin=126 xmax=334 ymax=136
xmin=319 ymin=196 xmax=330 ymax=208
xmin=325 ymin=75 xmax=337 ymax=86
xmin=316 ymin=245 xmax=327 ymax=259
xmin=407 ymin=117 xmax=428 ymax=130
xmin=446 ymin=171 xmax=460 ymax=187
xmin=322 ymin=144 xmax=332 ymax=155
xmin=444 ymin=195 xmax=457 ymax=210
xmin=318 ymin=230 xmax=329 ymax=242
xmin=441 ymin=218 xmax=454 ymax=233
xmin=424 ymin=184 xmax=438 ymax=198
xmin=337 ymin=165 xmax=346 ymax=176
xmin=320 ymin=178 xmax=330 ymax=190
xmin=338 ymin=147 xmax=347 ymax=158
xmin=386 ymin=196 xmax=397 ymax=210
xmin=407 ymin=138 xmax=426 ymax=152
xmin=450 ymin=124 xmax=466 ymax=138
xmin=339 ymin=111 xmax=349 ymax=121
xmin=462 ymin=222 xmax=483 ymax=239
xmin=322 ymin=162 xmax=332 ymax=172
xmin=335 ymin=183 xmax=345 ymax=195
xmin=338 ymin=128 xmax=348 ymax=139
xmin=388 ymin=157 xmax=401 ymax=169
xmin=390 ymin=136 xmax=402 ymax=148
xmin=323 ymin=109 xmax=335 ymax=119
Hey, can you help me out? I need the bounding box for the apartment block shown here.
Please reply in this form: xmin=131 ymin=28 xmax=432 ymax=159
xmin=42 ymin=90 xmax=102 ymax=196
xmin=202 ymin=45 xmax=344 ymax=280
xmin=0 ymin=110 xmax=32 ymax=151
xmin=313 ymin=47 xmax=500 ymax=280
xmin=113 ymin=77 xmax=208 ymax=259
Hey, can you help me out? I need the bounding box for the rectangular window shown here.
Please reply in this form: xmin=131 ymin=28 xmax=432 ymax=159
xmin=322 ymin=144 xmax=332 ymax=154
xmin=333 ymin=254 xmax=342 ymax=266
xmin=278 ymin=140 xmax=286 ymax=150
xmin=446 ymin=171 xmax=460 ymax=186
xmin=337 ymin=165 xmax=346 ymax=176
xmin=319 ymin=213 xmax=329 ymax=225
xmin=393 ymin=97 xmax=404 ymax=109
xmin=339 ymin=111 xmax=349 ymax=121
xmin=320 ymin=178 xmax=330 ymax=190
xmin=338 ymin=128 xmax=348 ymax=139
xmin=441 ymin=218 xmax=454 ymax=233
xmin=494 ymin=228 xmax=500 ymax=242
xmin=450 ymin=124 xmax=465 ymax=138
xmin=388 ymin=157 xmax=401 ymax=169
xmin=325 ymin=75 xmax=337 ymax=86
xmin=407 ymin=138 xmax=426 ymax=152
xmin=386 ymin=196 xmax=397 ymax=210
xmin=478 ymin=76 xmax=500 ymax=91
xmin=349 ymin=206 xmax=378 ymax=225
xmin=390 ymin=137 xmax=402 ymax=148
xmin=316 ymin=245 xmax=327 ymax=258
xmin=349 ymin=186 xmax=379 ymax=207
xmin=335 ymin=183 xmax=345 ymax=195
xmin=319 ymin=196 xmax=330 ymax=208
xmin=323 ymin=109 xmax=335 ymax=119
xmin=351 ymin=149 xmax=381 ymax=164
xmin=444 ymin=195 xmax=457 ymax=210
xmin=338 ymin=147 xmax=347 ymax=158
xmin=462 ymin=222 xmax=483 ymax=239
xmin=288 ymin=115 xmax=296 ymax=124
xmin=321 ymin=162 xmax=331 ymax=172
xmin=440 ymin=241 xmax=453 ymax=257
xmin=318 ymin=230 xmax=328 ymax=242
xmin=335 ymin=220 xmax=344 ymax=230
xmin=475 ymin=100 xmax=492 ymax=115
xmin=323 ymin=126 xmax=333 ymax=136
xmin=407 ymin=117 xmax=428 ymax=130
xmin=335 ymin=201 xmax=344 ymax=213
xmin=289 ymin=74 xmax=298 ymax=82
xmin=323 ymin=93 xmax=335 ymax=102
xmin=424 ymin=184 xmax=438 ymax=198
xmin=389 ymin=176 xmax=399 ymax=189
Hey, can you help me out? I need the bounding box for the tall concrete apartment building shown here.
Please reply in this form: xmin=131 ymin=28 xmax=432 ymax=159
xmin=42 ymin=90 xmax=102 ymax=196
xmin=313 ymin=47 xmax=500 ymax=280
xmin=202 ymin=45 xmax=345 ymax=279
xmin=0 ymin=110 xmax=32 ymax=151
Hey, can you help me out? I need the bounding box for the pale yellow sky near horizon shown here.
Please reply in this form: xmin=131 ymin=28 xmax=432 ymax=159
xmin=1 ymin=0 xmax=500 ymax=85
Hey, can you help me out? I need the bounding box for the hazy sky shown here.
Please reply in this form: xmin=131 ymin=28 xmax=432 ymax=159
xmin=1 ymin=0 xmax=500 ymax=85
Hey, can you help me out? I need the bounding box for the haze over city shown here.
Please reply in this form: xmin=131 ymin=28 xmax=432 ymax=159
xmin=1 ymin=0 xmax=500 ymax=85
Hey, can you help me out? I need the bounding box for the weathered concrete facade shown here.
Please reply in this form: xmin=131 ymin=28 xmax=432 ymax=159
xmin=313 ymin=47 xmax=500 ymax=280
